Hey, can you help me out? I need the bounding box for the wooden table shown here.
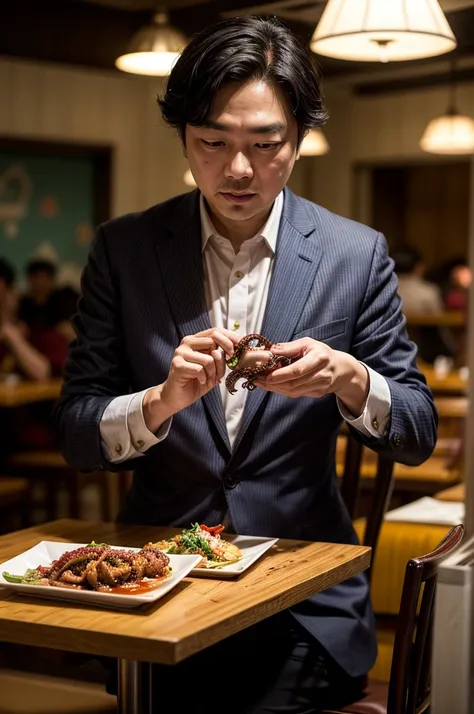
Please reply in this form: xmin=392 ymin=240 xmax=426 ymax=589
xmin=435 ymin=483 xmax=465 ymax=502
xmin=0 ymin=519 xmax=371 ymax=714
xmin=0 ymin=378 xmax=62 ymax=407
xmin=419 ymin=366 xmax=468 ymax=395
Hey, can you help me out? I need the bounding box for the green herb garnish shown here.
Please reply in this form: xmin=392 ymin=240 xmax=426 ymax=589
xmin=2 ymin=568 xmax=43 ymax=584
xmin=171 ymin=523 xmax=214 ymax=558
xmin=87 ymin=541 xmax=109 ymax=548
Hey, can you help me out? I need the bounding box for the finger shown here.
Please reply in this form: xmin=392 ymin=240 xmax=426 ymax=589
xmin=181 ymin=336 xmax=217 ymax=352
xmin=173 ymin=356 xmax=208 ymax=385
xmin=176 ymin=347 xmax=216 ymax=383
xmin=209 ymin=329 xmax=240 ymax=356
xmin=212 ymin=348 xmax=226 ymax=381
xmin=270 ymin=338 xmax=315 ymax=358
xmin=266 ymin=353 xmax=328 ymax=384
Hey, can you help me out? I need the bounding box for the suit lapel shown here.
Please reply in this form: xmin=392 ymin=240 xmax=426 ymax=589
xmin=233 ymin=188 xmax=323 ymax=452
xmin=158 ymin=190 xmax=230 ymax=451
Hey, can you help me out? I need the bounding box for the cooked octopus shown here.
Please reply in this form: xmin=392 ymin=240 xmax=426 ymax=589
xmin=36 ymin=545 xmax=170 ymax=590
xmin=225 ymin=333 xmax=291 ymax=394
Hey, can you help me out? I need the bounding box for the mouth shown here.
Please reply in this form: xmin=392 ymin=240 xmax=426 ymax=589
xmin=220 ymin=192 xmax=256 ymax=204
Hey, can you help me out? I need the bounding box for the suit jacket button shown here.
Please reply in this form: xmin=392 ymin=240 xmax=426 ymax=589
xmin=391 ymin=434 xmax=402 ymax=448
xmin=225 ymin=475 xmax=239 ymax=489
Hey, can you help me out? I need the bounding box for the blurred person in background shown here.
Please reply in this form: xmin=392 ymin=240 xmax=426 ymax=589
xmin=392 ymin=247 xmax=455 ymax=364
xmin=443 ymin=258 xmax=471 ymax=313
xmin=19 ymin=259 xmax=79 ymax=344
xmin=0 ymin=258 xmax=51 ymax=382
xmin=392 ymin=246 xmax=443 ymax=314
xmin=0 ymin=257 xmax=66 ymax=452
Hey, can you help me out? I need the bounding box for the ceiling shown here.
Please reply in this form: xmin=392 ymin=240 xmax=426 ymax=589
xmin=2 ymin=0 xmax=474 ymax=94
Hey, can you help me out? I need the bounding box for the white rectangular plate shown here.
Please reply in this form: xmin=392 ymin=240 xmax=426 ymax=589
xmin=187 ymin=535 xmax=278 ymax=579
xmin=0 ymin=541 xmax=202 ymax=609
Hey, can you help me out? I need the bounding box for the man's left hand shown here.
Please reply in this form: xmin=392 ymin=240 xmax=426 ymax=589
xmin=254 ymin=338 xmax=370 ymax=417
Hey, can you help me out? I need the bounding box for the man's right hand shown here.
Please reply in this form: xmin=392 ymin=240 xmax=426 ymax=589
xmin=143 ymin=328 xmax=240 ymax=433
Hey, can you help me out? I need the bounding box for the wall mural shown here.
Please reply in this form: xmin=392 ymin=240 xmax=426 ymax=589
xmin=0 ymin=151 xmax=95 ymax=291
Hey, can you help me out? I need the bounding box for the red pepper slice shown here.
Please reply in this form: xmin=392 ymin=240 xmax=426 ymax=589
xmin=200 ymin=524 xmax=224 ymax=534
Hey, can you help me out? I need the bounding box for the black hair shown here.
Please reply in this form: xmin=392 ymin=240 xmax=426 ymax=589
xmin=392 ymin=246 xmax=423 ymax=275
xmin=158 ymin=16 xmax=328 ymax=145
xmin=0 ymin=258 xmax=16 ymax=287
xmin=25 ymin=259 xmax=57 ymax=278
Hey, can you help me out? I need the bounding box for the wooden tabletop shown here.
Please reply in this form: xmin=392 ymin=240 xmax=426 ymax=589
xmin=435 ymin=483 xmax=465 ymax=502
xmin=0 ymin=519 xmax=371 ymax=665
xmin=406 ymin=311 xmax=465 ymax=327
xmin=434 ymin=396 xmax=468 ymax=419
xmin=0 ymin=379 xmax=62 ymax=407
xmin=419 ymin=366 xmax=468 ymax=395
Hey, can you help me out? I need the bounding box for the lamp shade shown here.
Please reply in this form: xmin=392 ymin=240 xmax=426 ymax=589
xmin=183 ymin=168 xmax=197 ymax=187
xmin=420 ymin=113 xmax=474 ymax=154
xmin=310 ymin=0 xmax=456 ymax=62
xmin=115 ymin=11 xmax=186 ymax=76
xmin=299 ymin=129 xmax=330 ymax=156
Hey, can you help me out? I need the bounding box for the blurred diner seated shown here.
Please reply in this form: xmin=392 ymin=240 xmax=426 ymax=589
xmin=19 ymin=258 xmax=79 ymax=345
xmin=0 ymin=257 xmax=67 ymax=452
xmin=392 ymin=246 xmax=455 ymax=364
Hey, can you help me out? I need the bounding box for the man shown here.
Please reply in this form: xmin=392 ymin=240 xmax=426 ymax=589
xmin=55 ymin=16 xmax=437 ymax=713
xmin=392 ymin=246 xmax=443 ymax=314
xmin=393 ymin=246 xmax=455 ymax=363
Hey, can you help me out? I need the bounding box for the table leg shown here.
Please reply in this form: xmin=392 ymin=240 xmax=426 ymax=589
xmin=117 ymin=659 xmax=152 ymax=714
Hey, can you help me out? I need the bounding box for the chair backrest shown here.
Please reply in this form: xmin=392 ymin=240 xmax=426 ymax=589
xmin=340 ymin=432 xmax=395 ymax=582
xmin=387 ymin=523 xmax=465 ymax=714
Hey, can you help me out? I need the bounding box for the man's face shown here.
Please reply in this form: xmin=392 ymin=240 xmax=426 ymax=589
xmin=185 ymin=80 xmax=299 ymax=228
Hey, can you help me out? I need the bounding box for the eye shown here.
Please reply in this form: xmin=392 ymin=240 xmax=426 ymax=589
xmin=202 ymin=140 xmax=225 ymax=148
xmin=255 ymin=142 xmax=281 ymax=150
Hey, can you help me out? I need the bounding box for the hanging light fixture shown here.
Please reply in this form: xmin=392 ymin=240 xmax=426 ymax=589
xmin=183 ymin=168 xmax=197 ymax=188
xmin=420 ymin=77 xmax=474 ymax=154
xmin=420 ymin=113 xmax=474 ymax=154
xmin=115 ymin=10 xmax=186 ymax=76
xmin=310 ymin=0 xmax=456 ymax=63
xmin=299 ymin=129 xmax=330 ymax=156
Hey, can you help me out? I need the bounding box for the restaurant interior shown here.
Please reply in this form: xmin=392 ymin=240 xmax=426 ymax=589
xmin=0 ymin=0 xmax=474 ymax=712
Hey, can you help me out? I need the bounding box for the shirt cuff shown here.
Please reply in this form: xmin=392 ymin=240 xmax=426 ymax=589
xmin=99 ymin=389 xmax=172 ymax=464
xmin=337 ymin=363 xmax=391 ymax=439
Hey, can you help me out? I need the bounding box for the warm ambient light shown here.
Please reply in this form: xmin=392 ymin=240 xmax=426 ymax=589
xmin=115 ymin=11 xmax=186 ymax=76
xmin=310 ymin=0 xmax=456 ymax=62
xmin=183 ymin=168 xmax=197 ymax=187
xmin=299 ymin=129 xmax=330 ymax=156
xmin=420 ymin=112 xmax=474 ymax=154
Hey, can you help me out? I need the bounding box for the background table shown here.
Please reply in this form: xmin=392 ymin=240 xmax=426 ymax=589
xmin=0 ymin=379 xmax=62 ymax=407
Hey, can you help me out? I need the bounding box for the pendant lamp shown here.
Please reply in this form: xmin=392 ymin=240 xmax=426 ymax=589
xmin=310 ymin=0 xmax=456 ymax=63
xmin=115 ymin=11 xmax=186 ymax=76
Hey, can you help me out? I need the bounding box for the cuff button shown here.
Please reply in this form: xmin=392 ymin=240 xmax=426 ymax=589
xmin=372 ymin=418 xmax=379 ymax=431
xmin=136 ymin=439 xmax=145 ymax=448
xmin=115 ymin=443 xmax=123 ymax=454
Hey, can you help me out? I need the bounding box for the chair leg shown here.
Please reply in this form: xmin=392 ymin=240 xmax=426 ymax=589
xmin=45 ymin=478 xmax=58 ymax=522
xmin=100 ymin=473 xmax=112 ymax=522
xmin=70 ymin=472 xmax=82 ymax=519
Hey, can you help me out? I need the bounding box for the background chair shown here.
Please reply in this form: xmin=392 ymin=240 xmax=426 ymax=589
xmin=340 ymin=431 xmax=395 ymax=583
xmin=322 ymin=523 xmax=464 ymax=714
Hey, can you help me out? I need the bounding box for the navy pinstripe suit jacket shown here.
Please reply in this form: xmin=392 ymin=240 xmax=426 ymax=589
xmin=55 ymin=187 xmax=437 ymax=677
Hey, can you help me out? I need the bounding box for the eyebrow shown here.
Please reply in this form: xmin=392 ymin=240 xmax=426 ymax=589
xmin=201 ymin=120 xmax=287 ymax=135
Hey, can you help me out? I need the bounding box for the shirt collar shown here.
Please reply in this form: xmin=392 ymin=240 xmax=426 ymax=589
xmin=200 ymin=191 xmax=283 ymax=255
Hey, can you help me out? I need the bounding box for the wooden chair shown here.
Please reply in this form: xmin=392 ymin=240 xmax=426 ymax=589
xmin=322 ymin=523 xmax=464 ymax=714
xmin=5 ymin=451 xmax=112 ymax=523
xmin=0 ymin=476 xmax=29 ymax=532
xmin=340 ymin=432 xmax=395 ymax=583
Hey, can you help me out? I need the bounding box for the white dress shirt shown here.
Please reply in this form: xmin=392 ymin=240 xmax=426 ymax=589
xmin=100 ymin=193 xmax=391 ymax=462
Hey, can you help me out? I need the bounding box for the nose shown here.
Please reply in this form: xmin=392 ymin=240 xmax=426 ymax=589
xmin=225 ymin=152 xmax=253 ymax=181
